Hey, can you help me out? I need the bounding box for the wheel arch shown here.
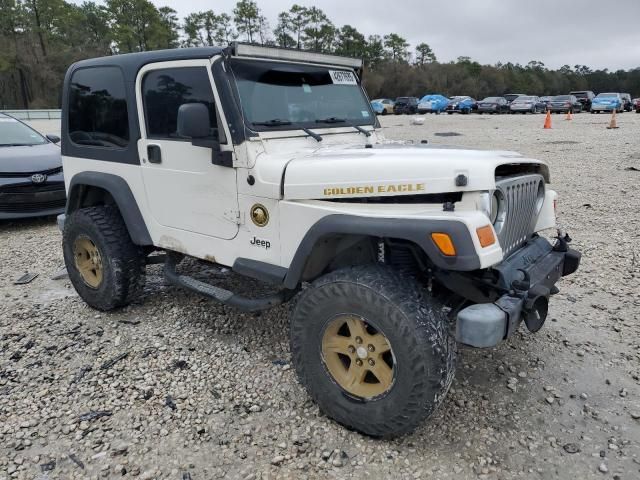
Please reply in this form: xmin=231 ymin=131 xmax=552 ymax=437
xmin=66 ymin=171 xmax=153 ymax=246
xmin=282 ymin=214 xmax=481 ymax=289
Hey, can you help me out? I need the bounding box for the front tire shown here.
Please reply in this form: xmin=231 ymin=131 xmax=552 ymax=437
xmin=290 ymin=265 xmax=456 ymax=437
xmin=63 ymin=205 xmax=146 ymax=311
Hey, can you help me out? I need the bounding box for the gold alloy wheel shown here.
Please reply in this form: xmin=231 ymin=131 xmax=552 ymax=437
xmin=321 ymin=315 xmax=395 ymax=399
xmin=73 ymin=236 xmax=103 ymax=288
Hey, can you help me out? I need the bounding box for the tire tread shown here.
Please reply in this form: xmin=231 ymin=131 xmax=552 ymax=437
xmin=290 ymin=265 xmax=456 ymax=437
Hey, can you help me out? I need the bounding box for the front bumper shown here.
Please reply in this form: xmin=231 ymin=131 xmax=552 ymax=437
xmin=456 ymin=235 xmax=580 ymax=347
xmin=0 ymin=181 xmax=66 ymax=220
xmin=510 ymin=105 xmax=532 ymax=110
xmin=592 ymin=104 xmax=617 ymax=111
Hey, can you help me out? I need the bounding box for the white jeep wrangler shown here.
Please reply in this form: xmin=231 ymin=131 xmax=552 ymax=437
xmin=59 ymin=43 xmax=580 ymax=437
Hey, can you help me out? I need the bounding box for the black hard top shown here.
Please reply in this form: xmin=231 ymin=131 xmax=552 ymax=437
xmin=69 ymin=47 xmax=226 ymax=78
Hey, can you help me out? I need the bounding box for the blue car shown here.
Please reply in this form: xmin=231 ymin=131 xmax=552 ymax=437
xmin=445 ymin=96 xmax=477 ymax=114
xmin=591 ymin=93 xmax=623 ymax=113
xmin=370 ymin=100 xmax=385 ymax=115
xmin=417 ymin=94 xmax=449 ymax=114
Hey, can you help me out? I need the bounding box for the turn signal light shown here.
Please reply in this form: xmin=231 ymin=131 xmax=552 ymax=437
xmin=476 ymin=225 xmax=496 ymax=247
xmin=431 ymin=233 xmax=456 ymax=256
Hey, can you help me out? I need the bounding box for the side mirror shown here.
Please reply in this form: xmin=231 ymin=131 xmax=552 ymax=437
xmin=177 ymin=102 xmax=233 ymax=168
xmin=46 ymin=134 xmax=61 ymax=144
xmin=177 ymin=103 xmax=211 ymax=139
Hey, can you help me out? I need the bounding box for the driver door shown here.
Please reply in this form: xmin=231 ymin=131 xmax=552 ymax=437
xmin=136 ymin=59 xmax=238 ymax=240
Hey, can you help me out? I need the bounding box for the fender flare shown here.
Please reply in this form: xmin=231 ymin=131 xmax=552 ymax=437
xmin=66 ymin=171 xmax=153 ymax=246
xmin=282 ymin=214 xmax=481 ymax=289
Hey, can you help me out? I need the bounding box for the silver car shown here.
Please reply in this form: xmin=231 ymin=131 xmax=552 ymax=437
xmin=509 ymin=96 xmax=544 ymax=114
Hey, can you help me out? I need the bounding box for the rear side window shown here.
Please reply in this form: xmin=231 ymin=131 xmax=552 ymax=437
xmin=68 ymin=67 xmax=129 ymax=148
xmin=142 ymin=67 xmax=219 ymax=140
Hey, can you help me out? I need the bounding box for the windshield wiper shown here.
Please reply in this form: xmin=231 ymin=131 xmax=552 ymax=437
xmin=252 ymin=119 xmax=292 ymax=126
xmin=315 ymin=118 xmax=372 ymax=137
xmin=0 ymin=143 xmax=33 ymax=147
xmin=315 ymin=117 xmax=346 ymax=124
xmin=352 ymin=125 xmax=371 ymax=137
xmin=302 ymin=128 xmax=322 ymax=142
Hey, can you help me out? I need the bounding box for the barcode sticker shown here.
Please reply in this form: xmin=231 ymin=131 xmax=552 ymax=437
xmin=329 ymin=70 xmax=357 ymax=85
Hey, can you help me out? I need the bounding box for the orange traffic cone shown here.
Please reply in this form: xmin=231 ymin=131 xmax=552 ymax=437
xmin=565 ymin=110 xmax=573 ymax=121
xmin=606 ymin=110 xmax=619 ymax=129
xmin=543 ymin=110 xmax=552 ymax=129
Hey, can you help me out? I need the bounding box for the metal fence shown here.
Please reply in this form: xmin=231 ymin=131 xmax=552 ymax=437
xmin=0 ymin=109 xmax=61 ymax=120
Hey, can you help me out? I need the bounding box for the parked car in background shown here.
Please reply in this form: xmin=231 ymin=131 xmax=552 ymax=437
xmin=371 ymin=98 xmax=394 ymax=115
xmin=445 ymin=96 xmax=476 ymax=114
xmin=539 ymin=96 xmax=553 ymax=109
xmin=569 ymin=90 xmax=595 ymax=112
xmin=633 ymin=98 xmax=640 ymax=113
xmin=620 ymin=93 xmax=632 ymax=112
xmin=504 ymin=93 xmax=526 ymax=104
xmin=477 ymin=97 xmax=510 ymax=114
xmin=548 ymin=95 xmax=583 ymax=113
xmin=393 ymin=96 xmax=418 ymax=114
xmin=370 ymin=100 xmax=385 ymax=115
xmin=417 ymin=94 xmax=449 ymax=114
xmin=591 ymin=93 xmax=623 ymax=113
xmin=0 ymin=113 xmax=64 ymax=220
xmin=509 ymin=96 xmax=546 ymax=114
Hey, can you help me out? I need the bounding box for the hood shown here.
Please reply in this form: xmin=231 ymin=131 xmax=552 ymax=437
xmin=0 ymin=142 xmax=61 ymax=174
xmin=280 ymin=145 xmax=548 ymax=200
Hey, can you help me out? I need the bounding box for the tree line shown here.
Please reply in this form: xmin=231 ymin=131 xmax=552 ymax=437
xmin=1 ymin=0 xmax=639 ymax=109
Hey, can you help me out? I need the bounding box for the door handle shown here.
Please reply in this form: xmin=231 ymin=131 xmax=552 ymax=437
xmin=147 ymin=144 xmax=162 ymax=164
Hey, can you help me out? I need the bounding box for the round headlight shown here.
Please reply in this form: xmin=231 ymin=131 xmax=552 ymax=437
xmin=490 ymin=192 xmax=499 ymax=224
xmin=491 ymin=190 xmax=507 ymax=234
xmin=535 ymin=181 xmax=545 ymax=214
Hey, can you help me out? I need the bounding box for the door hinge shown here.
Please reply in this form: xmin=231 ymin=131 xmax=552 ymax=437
xmin=223 ymin=209 xmax=243 ymax=225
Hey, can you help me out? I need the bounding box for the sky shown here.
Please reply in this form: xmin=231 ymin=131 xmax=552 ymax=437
xmin=82 ymin=0 xmax=640 ymax=71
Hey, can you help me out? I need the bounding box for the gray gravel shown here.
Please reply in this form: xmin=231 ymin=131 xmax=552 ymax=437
xmin=2 ymin=112 xmax=640 ymax=479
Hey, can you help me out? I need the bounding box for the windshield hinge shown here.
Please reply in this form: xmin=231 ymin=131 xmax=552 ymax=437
xmin=224 ymin=209 xmax=243 ymax=225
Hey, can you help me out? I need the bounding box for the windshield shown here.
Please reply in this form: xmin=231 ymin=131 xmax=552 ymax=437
xmin=554 ymin=95 xmax=571 ymax=101
xmin=482 ymin=97 xmax=500 ymax=102
xmin=571 ymin=92 xmax=588 ymax=98
xmin=515 ymin=96 xmax=535 ymax=101
xmin=0 ymin=116 xmax=47 ymax=146
xmin=596 ymin=93 xmax=618 ymax=98
xmin=229 ymin=59 xmax=373 ymax=130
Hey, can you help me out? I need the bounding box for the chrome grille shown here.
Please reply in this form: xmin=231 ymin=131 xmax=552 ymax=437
xmin=494 ymin=174 xmax=544 ymax=258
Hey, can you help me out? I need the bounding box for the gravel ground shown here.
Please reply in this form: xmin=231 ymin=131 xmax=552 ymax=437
xmin=2 ymin=112 xmax=639 ymax=479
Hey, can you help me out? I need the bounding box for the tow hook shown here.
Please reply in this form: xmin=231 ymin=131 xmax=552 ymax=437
xmin=523 ymin=285 xmax=550 ymax=332
xmin=511 ymin=270 xmax=550 ymax=333
xmin=553 ymin=229 xmax=572 ymax=252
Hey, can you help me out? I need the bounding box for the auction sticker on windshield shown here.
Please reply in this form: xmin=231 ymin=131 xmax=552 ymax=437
xmin=329 ymin=70 xmax=357 ymax=85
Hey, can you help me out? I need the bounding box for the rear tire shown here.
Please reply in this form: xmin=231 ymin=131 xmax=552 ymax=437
xmin=290 ymin=265 xmax=456 ymax=438
xmin=63 ymin=205 xmax=146 ymax=311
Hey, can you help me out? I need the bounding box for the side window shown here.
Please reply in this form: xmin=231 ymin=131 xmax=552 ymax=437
xmin=68 ymin=67 xmax=129 ymax=148
xmin=142 ymin=67 xmax=223 ymax=142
